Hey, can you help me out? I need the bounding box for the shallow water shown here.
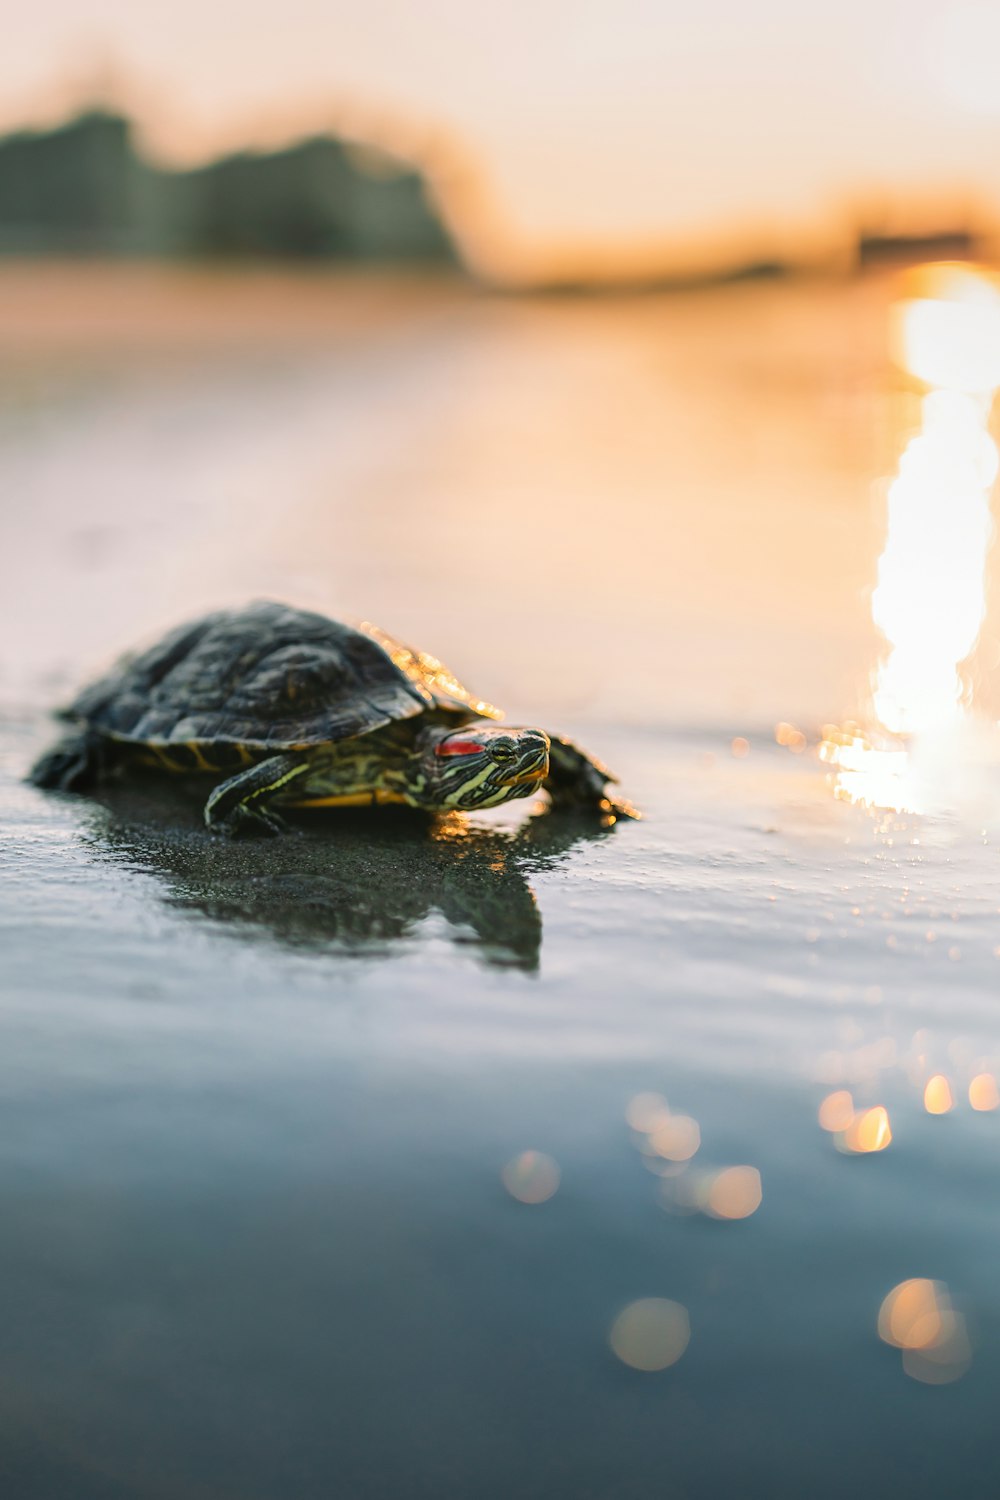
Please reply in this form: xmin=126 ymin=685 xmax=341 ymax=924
xmin=4 ymin=267 xmax=1000 ymax=1499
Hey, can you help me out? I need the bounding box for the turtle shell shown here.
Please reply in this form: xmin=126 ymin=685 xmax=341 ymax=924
xmin=68 ymin=601 xmax=502 ymax=751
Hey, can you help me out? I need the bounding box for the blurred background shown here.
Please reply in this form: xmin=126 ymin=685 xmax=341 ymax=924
xmin=6 ymin=0 xmax=1000 ymax=732
xmin=6 ymin=0 xmax=1000 ymax=282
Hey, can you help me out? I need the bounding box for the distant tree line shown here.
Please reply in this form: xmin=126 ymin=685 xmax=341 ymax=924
xmin=0 ymin=110 xmax=459 ymax=262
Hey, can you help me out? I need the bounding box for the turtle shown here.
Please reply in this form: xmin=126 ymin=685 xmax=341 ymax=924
xmin=29 ymin=602 xmax=635 ymax=836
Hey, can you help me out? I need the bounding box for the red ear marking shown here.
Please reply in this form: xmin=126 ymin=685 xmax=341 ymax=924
xmin=435 ymin=738 xmax=484 ymax=757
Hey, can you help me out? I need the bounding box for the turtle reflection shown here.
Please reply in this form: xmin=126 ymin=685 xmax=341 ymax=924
xmin=85 ymin=780 xmax=615 ymax=970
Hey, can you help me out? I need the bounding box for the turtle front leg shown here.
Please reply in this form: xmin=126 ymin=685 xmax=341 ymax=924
xmin=204 ymin=753 xmax=311 ymax=837
xmin=543 ymin=735 xmax=640 ymax=819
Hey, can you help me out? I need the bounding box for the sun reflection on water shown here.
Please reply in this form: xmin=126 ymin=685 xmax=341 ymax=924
xmin=821 ymin=264 xmax=1000 ymax=813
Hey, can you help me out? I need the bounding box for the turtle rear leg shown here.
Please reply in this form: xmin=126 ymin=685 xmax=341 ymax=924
xmin=204 ymin=753 xmax=310 ymax=837
xmin=544 ymin=735 xmax=640 ymax=819
xmin=28 ymin=728 xmax=114 ymax=792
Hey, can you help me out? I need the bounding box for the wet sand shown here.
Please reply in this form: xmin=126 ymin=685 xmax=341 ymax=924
xmin=4 ymin=266 xmax=1000 ymax=1499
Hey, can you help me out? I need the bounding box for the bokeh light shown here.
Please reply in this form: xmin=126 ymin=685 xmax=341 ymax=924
xmin=704 ymin=1166 xmax=763 ymax=1220
xmin=609 ymin=1299 xmax=691 ymax=1372
xmin=924 ymin=1075 xmax=954 ymax=1114
xmin=501 ymin=1150 xmax=560 ymax=1204
xmin=625 ymin=1092 xmax=671 ymax=1133
xmin=879 ymin=1278 xmax=946 ymax=1348
xmin=969 ymin=1072 xmax=1000 ymax=1110
xmin=818 ymin=1089 xmax=855 ymax=1132
xmin=836 ymin=1105 xmax=892 ymax=1154
xmin=878 ymin=1279 xmax=972 ymax=1383
xmin=775 ymin=722 xmax=807 ymax=752
xmin=647 ymin=1115 xmax=702 ymax=1163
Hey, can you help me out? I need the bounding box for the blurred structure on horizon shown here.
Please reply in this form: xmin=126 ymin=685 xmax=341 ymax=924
xmin=0 ymin=109 xmax=457 ymax=264
xmin=10 ymin=0 xmax=1000 ymax=285
xmin=0 ymin=103 xmax=992 ymax=287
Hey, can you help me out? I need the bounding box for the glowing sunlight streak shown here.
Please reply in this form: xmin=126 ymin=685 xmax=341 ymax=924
xmin=820 ymin=266 xmax=1000 ymax=813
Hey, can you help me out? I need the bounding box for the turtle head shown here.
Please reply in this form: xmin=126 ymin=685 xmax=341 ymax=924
xmin=416 ymin=725 xmax=550 ymax=811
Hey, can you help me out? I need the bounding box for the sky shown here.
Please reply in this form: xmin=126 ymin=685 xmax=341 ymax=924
xmin=7 ymin=0 xmax=1000 ymax=278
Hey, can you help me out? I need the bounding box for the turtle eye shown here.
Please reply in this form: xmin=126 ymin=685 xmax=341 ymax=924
xmin=491 ymin=743 xmax=516 ymax=763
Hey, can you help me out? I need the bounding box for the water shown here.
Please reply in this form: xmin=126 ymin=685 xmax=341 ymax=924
xmin=4 ymin=265 xmax=1000 ymax=1498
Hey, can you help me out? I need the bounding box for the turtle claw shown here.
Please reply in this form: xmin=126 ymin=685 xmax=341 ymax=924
xmin=543 ymin=734 xmax=638 ymax=817
xmin=601 ymin=795 xmax=642 ymax=821
xmin=211 ymin=804 xmax=291 ymax=839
